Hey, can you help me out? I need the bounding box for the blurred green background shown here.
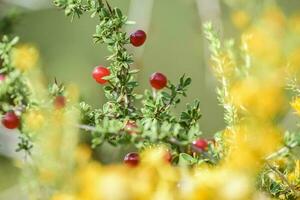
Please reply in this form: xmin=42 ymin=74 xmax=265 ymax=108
xmin=1 ymin=0 xmax=300 ymax=196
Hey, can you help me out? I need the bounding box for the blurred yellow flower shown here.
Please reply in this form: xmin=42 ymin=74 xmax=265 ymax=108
xmin=288 ymin=160 xmax=299 ymax=184
xmin=231 ymin=10 xmax=250 ymax=29
xmin=291 ymin=97 xmax=300 ymax=116
xmin=261 ymin=6 xmax=286 ymax=34
xmin=12 ymin=44 xmax=39 ymax=71
xmin=245 ymin=27 xmax=282 ymax=66
xmin=23 ymin=109 xmax=45 ymax=133
xmin=230 ymin=77 xmax=285 ymax=120
xmin=51 ymin=193 xmax=76 ymax=200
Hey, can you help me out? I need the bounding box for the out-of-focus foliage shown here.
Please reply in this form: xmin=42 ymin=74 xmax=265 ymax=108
xmin=0 ymin=0 xmax=299 ymax=200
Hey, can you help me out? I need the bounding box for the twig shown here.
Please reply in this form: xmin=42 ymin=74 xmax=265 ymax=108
xmin=265 ymin=160 xmax=296 ymax=194
xmin=266 ymin=142 xmax=298 ymax=160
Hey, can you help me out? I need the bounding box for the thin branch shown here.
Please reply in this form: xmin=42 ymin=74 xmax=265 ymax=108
xmin=265 ymin=160 xmax=296 ymax=194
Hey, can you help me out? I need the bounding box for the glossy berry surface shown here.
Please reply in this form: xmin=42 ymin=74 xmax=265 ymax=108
xmin=130 ymin=30 xmax=147 ymax=47
xmin=150 ymin=72 xmax=167 ymax=90
xmin=54 ymin=95 xmax=66 ymax=109
xmin=2 ymin=111 xmax=20 ymax=129
xmin=124 ymin=152 xmax=140 ymax=167
xmin=92 ymin=66 xmax=110 ymax=84
xmin=192 ymin=139 xmax=208 ymax=151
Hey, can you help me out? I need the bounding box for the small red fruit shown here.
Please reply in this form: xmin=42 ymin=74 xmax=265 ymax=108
xmin=125 ymin=121 xmax=139 ymax=134
xmin=150 ymin=72 xmax=167 ymax=90
xmin=164 ymin=151 xmax=172 ymax=163
xmin=130 ymin=30 xmax=147 ymax=47
xmin=0 ymin=74 xmax=5 ymax=82
xmin=124 ymin=152 xmax=140 ymax=167
xmin=92 ymin=66 xmax=110 ymax=84
xmin=192 ymin=139 xmax=208 ymax=151
xmin=54 ymin=95 xmax=66 ymax=109
xmin=2 ymin=111 xmax=20 ymax=129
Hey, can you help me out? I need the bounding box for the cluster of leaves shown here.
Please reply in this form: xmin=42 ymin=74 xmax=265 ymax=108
xmin=0 ymin=36 xmax=34 ymax=152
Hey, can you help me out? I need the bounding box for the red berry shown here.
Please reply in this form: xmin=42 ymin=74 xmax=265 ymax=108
xmin=0 ymin=74 xmax=5 ymax=82
xmin=2 ymin=111 xmax=20 ymax=129
xmin=124 ymin=152 xmax=140 ymax=167
xmin=164 ymin=151 xmax=172 ymax=163
xmin=125 ymin=121 xmax=139 ymax=134
xmin=54 ymin=95 xmax=66 ymax=109
xmin=92 ymin=66 xmax=110 ymax=84
xmin=150 ymin=72 xmax=167 ymax=90
xmin=192 ymin=139 xmax=208 ymax=151
xmin=130 ymin=30 xmax=147 ymax=47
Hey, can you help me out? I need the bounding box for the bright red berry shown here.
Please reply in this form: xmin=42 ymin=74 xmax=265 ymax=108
xmin=124 ymin=152 xmax=140 ymax=167
xmin=130 ymin=30 xmax=147 ymax=47
xmin=2 ymin=111 xmax=20 ymax=129
xmin=124 ymin=121 xmax=139 ymax=134
xmin=54 ymin=95 xmax=66 ymax=109
xmin=150 ymin=72 xmax=167 ymax=90
xmin=92 ymin=66 xmax=110 ymax=84
xmin=192 ymin=139 xmax=208 ymax=151
xmin=0 ymin=74 xmax=5 ymax=82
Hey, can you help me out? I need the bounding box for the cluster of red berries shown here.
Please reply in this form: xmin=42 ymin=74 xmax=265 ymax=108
xmin=92 ymin=30 xmax=168 ymax=90
xmin=91 ymin=30 xmax=209 ymax=166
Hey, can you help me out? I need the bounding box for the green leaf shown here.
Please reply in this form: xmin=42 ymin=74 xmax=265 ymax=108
xmin=178 ymin=153 xmax=197 ymax=166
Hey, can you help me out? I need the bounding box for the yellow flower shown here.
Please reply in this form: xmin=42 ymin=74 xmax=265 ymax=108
xmin=23 ymin=109 xmax=45 ymax=134
xmin=12 ymin=44 xmax=39 ymax=71
xmin=231 ymin=10 xmax=250 ymax=29
xmin=291 ymin=97 xmax=300 ymax=116
xmin=288 ymin=160 xmax=300 ymax=184
xmin=261 ymin=6 xmax=286 ymax=34
xmin=230 ymin=77 xmax=285 ymax=120
xmin=245 ymin=27 xmax=282 ymax=66
xmin=51 ymin=193 xmax=76 ymax=200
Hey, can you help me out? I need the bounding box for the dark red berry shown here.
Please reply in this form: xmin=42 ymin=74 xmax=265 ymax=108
xmin=54 ymin=95 xmax=66 ymax=109
xmin=92 ymin=66 xmax=110 ymax=84
xmin=192 ymin=139 xmax=208 ymax=151
xmin=125 ymin=121 xmax=139 ymax=134
xmin=2 ymin=111 xmax=20 ymax=129
xmin=0 ymin=74 xmax=5 ymax=82
xmin=124 ymin=152 xmax=140 ymax=167
xmin=150 ymin=72 xmax=167 ymax=90
xmin=130 ymin=30 xmax=147 ymax=47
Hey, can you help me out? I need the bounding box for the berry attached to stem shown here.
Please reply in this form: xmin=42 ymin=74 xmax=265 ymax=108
xmin=130 ymin=30 xmax=147 ymax=47
xmin=150 ymin=72 xmax=167 ymax=90
xmin=92 ymin=66 xmax=110 ymax=84
xmin=192 ymin=139 xmax=208 ymax=151
xmin=124 ymin=152 xmax=140 ymax=167
xmin=2 ymin=111 xmax=20 ymax=129
xmin=54 ymin=95 xmax=66 ymax=109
